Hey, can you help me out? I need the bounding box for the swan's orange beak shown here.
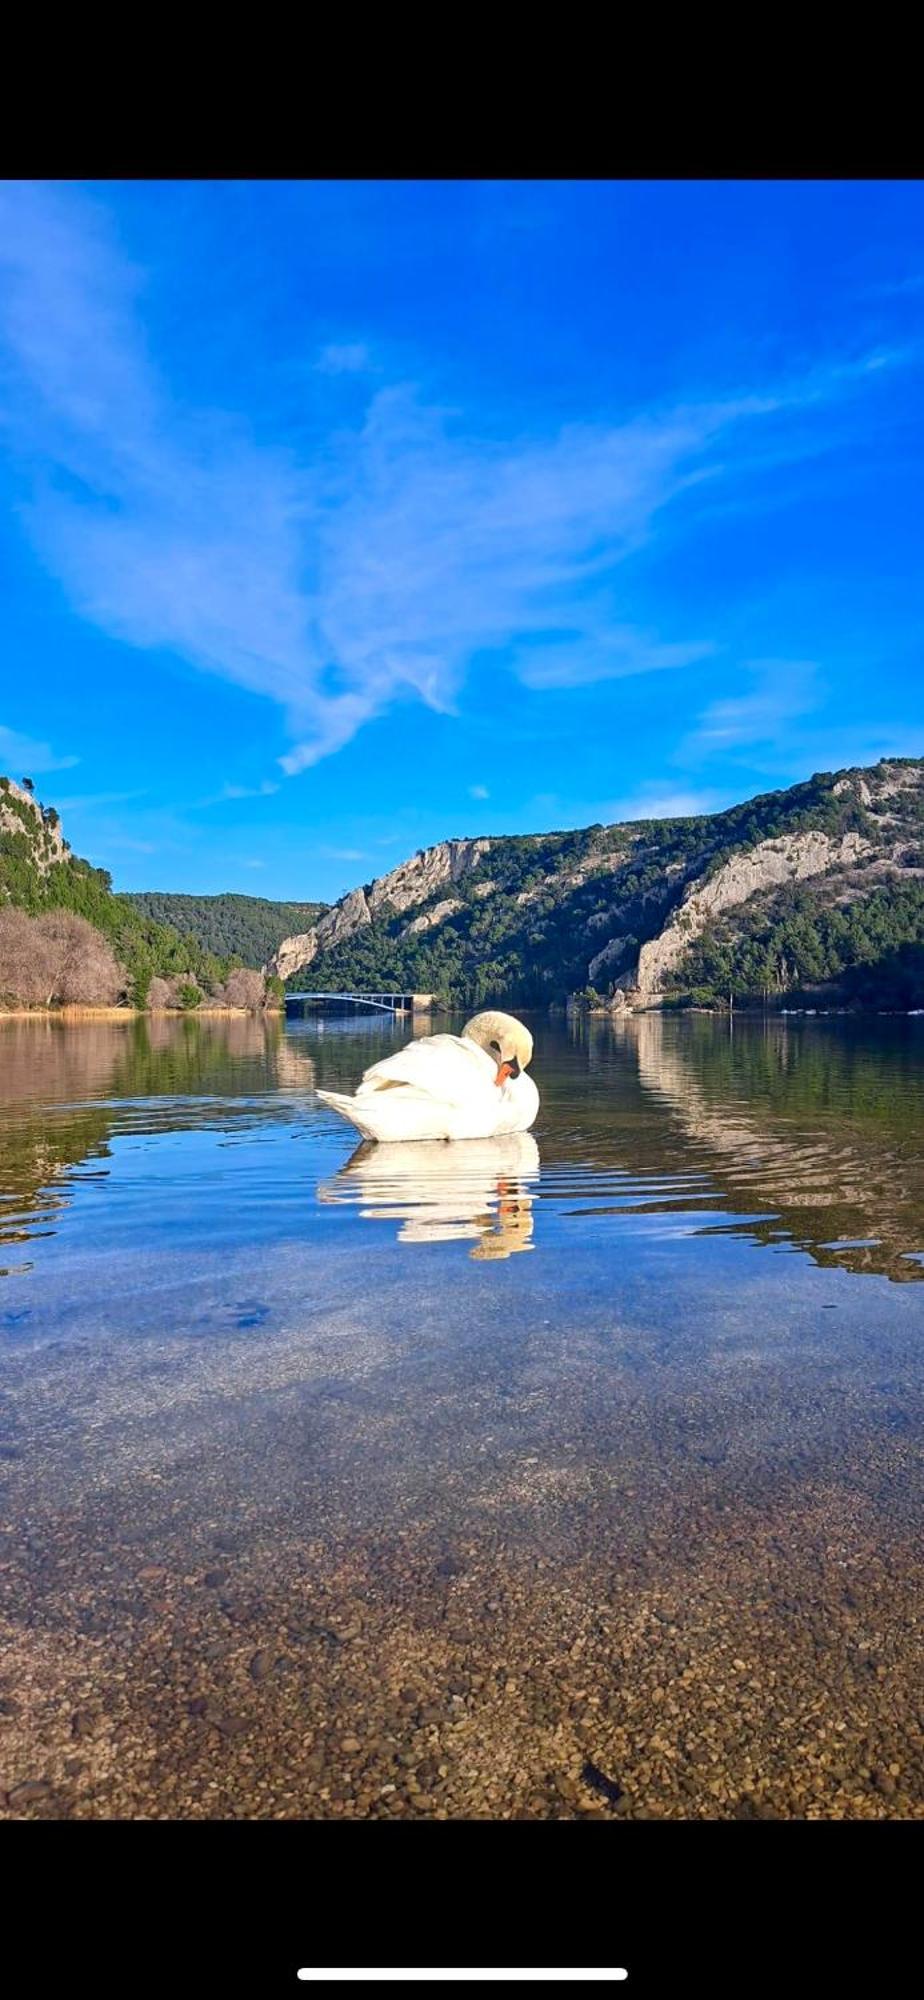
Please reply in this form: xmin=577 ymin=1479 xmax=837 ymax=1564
xmin=494 ymin=1058 xmax=519 ymax=1087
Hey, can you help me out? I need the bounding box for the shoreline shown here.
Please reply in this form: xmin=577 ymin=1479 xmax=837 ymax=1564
xmin=0 ymin=1004 xmax=285 ymax=1022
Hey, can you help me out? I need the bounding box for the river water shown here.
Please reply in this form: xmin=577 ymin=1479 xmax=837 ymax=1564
xmin=1 ymin=1010 xmax=923 ymax=1817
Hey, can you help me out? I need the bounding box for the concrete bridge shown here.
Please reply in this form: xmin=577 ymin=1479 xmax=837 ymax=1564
xmin=285 ymin=990 xmax=435 ymax=1017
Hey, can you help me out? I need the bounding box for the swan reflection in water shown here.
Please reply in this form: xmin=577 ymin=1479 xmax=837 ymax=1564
xmin=318 ymin=1132 xmax=540 ymax=1259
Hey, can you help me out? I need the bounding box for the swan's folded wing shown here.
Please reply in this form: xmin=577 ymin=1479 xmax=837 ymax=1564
xmin=356 ymin=1034 xmax=492 ymax=1107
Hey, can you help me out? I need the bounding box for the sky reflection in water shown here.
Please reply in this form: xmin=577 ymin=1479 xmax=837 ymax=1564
xmin=2 ymin=1010 xmax=924 ymax=1310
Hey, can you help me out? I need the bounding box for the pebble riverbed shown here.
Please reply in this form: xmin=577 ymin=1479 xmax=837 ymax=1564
xmin=1 ymin=1012 xmax=923 ymax=1817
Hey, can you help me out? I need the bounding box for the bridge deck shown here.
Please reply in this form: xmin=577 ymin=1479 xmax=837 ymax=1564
xmin=285 ymin=990 xmax=434 ymax=1014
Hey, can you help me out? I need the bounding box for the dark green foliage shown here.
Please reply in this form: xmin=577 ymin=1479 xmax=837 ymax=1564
xmin=120 ymin=891 xmax=326 ymax=967
xmin=6 ymin=759 xmax=924 ymax=1015
xmin=292 ymin=768 xmax=890 ymax=1008
xmin=669 ymin=880 xmax=924 ymax=1008
xmin=1 ymin=779 xmax=246 ymax=1005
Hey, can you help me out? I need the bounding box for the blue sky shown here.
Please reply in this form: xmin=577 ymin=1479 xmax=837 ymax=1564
xmin=0 ymin=178 xmax=922 ymax=903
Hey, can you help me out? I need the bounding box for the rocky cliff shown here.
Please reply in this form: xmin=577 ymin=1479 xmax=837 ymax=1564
xmin=633 ymin=829 xmax=870 ymax=999
xmin=267 ymin=840 xmax=492 ymax=982
xmin=266 ymin=758 xmax=924 ymax=1010
xmin=0 ymin=778 xmax=68 ymax=872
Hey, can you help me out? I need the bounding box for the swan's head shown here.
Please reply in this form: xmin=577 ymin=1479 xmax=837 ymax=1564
xmin=463 ymin=1010 xmax=534 ymax=1084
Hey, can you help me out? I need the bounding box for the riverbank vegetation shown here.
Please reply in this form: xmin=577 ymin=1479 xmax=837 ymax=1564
xmin=0 ymin=777 xmax=281 ymax=1011
xmin=665 ymin=880 xmax=924 ymax=1011
xmin=6 ymin=759 xmax=924 ymax=1016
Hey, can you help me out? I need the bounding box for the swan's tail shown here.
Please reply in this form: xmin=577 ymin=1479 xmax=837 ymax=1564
xmin=316 ymin=1085 xmax=456 ymax=1144
xmin=316 ymin=1088 xmax=384 ymax=1142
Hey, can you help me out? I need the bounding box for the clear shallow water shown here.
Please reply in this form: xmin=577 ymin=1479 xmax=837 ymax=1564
xmin=1 ymin=1010 xmax=924 ymax=1820
xmin=4 ymin=1008 xmax=924 ymax=1305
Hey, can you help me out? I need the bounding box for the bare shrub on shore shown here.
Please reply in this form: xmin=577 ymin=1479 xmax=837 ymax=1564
xmin=0 ymin=907 xmax=59 ymax=1006
xmin=147 ymin=973 xmax=205 ymax=1008
xmin=146 ymin=975 xmax=177 ymax=1009
xmin=147 ymin=972 xmax=196 ymax=1008
xmin=209 ymin=967 xmax=266 ymax=1010
xmin=0 ymin=907 xmax=125 ymax=1007
xmin=38 ymin=911 xmax=124 ymax=1005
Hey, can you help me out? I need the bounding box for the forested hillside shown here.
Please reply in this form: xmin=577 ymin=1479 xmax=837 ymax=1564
xmin=0 ymin=777 xmax=278 ymax=1009
xmin=662 ymin=873 xmax=924 ymax=1006
xmin=6 ymin=759 xmax=924 ymax=1015
xmin=121 ymin=892 xmax=327 ymax=969
xmin=267 ymin=759 xmax=924 ymax=1011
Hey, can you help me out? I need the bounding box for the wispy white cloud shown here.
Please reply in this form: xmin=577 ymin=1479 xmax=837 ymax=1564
xmin=196 ymin=780 xmax=281 ymax=806
xmin=315 ymin=341 xmax=372 ymax=374
xmin=0 ymin=184 xmax=910 ymax=778
xmin=53 ymin=787 xmax=146 ymax=811
xmin=221 ymin=780 xmax=280 ymax=800
xmin=0 ymin=721 xmax=78 ymax=774
xmin=103 ymin=835 xmax=158 ymax=855
xmin=677 ymin=660 xmax=822 ymax=761
xmin=606 ymin=783 xmax=731 ymax=823
xmin=0 ymin=182 xmax=316 ymax=726
xmin=515 ymin=629 xmax=715 ymax=691
xmin=469 ymin=783 xmax=490 ymax=800
xmin=319 ymin=844 xmax=370 ymax=862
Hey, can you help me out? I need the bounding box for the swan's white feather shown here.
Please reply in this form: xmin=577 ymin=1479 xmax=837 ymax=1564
xmin=356 ymin=1033 xmax=494 ymax=1104
xmin=316 ymin=1030 xmax=539 ymax=1143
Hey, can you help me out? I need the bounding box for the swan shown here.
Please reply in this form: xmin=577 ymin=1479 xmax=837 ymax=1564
xmin=315 ymin=1009 xmax=539 ymax=1143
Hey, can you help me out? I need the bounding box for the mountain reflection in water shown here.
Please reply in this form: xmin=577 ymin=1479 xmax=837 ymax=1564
xmin=0 ymin=1008 xmax=923 ymax=1284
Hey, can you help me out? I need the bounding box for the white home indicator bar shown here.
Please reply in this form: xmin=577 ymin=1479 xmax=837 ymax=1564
xmin=297 ymin=1974 xmax=629 ymax=1985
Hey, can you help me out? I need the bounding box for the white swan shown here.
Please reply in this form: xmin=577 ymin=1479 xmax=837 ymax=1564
xmin=316 ymin=1010 xmax=539 ymax=1143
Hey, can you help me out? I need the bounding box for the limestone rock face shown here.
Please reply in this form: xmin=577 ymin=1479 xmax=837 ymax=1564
xmin=833 ymin=774 xmax=873 ymax=808
xmin=263 ymin=762 xmax=923 ymax=995
xmin=267 ymin=839 xmax=492 ymax=981
xmin=632 ymin=830 xmax=869 ymax=1000
xmin=401 ymin=898 xmax=464 ymax=939
xmin=0 ymin=780 xmax=68 ymax=874
xmin=368 ymin=839 xmax=491 ymax=916
xmin=316 ymin=887 xmax=373 ymax=950
xmin=874 ymin=761 xmax=923 ymax=802
xmin=588 ymin=933 xmax=636 ymax=985
xmin=515 ymin=842 xmax=622 ymax=911
xmin=268 ymin=887 xmax=372 ymax=982
xmin=269 ymin=929 xmax=319 ymax=983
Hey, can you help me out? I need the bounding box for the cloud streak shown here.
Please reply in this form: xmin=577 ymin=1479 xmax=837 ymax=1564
xmin=0 ymin=184 xmax=911 ymax=777
xmin=0 ymin=721 xmax=78 ymax=774
xmin=677 ymin=660 xmax=822 ymax=761
xmin=604 ymin=782 xmax=732 ymax=823
xmin=315 ymin=342 xmax=372 ymax=375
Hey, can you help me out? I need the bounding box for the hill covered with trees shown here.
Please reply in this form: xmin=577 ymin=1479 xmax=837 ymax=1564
xmin=0 ymin=777 xmax=280 ymax=1011
xmin=266 ymin=758 xmax=924 ymax=1012
xmin=6 ymin=758 xmax=924 ymax=1015
xmin=120 ymin=892 xmax=327 ymax=969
